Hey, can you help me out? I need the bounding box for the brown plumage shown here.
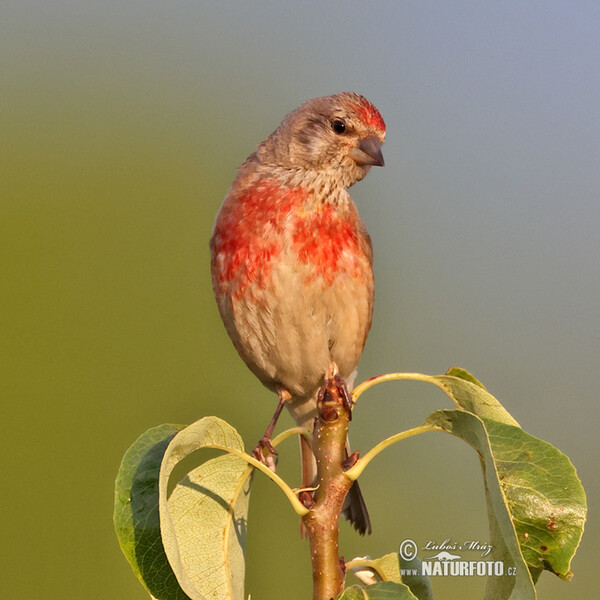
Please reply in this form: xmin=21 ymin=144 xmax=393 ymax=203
xmin=210 ymin=92 xmax=385 ymax=534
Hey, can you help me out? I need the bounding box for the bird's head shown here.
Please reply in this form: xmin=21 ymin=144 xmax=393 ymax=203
xmin=257 ymin=92 xmax=386 ymax=189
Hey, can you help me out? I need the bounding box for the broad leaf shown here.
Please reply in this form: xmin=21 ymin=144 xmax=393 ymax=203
xmin=483 ymin=418 xmax=586 ymax=580
xmin=159 ymin=417 xmax=253 ymax=600
xmin=434 ymin=369 xmax=519 ymax=426
xmin=351 ymin=367 xmax=586 ymax=595
xmin=444 ymin=366 xmax=486 ymax=389
xmin=425 ymin=409 xmax=535 ymax=599
xmin=114 ymin=424 xmax=190 ymax=600
xmin=338 ymin=581 xmax=418 ymax=600
xmin=398 ymin=556 xmax=433 ymax=600
xmin=352 ymin=553 xmax=403 ymax=584
xmin=433 ymin=368 xmax=586 ymax=580
xmin=350 ymin=553 xmax=432 ymax=600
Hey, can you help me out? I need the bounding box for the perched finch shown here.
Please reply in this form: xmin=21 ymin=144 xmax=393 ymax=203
xmin=210 ymin=92 xmax=385 ymax=535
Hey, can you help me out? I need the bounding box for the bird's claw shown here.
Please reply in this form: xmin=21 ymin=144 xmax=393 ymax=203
xmin=333 ymin=374 xmax=354 ymax=417
xmin=318 ymin=373 xmax=354 ymax=420
xmin=252 ymin=437 xmax=278 ymax=472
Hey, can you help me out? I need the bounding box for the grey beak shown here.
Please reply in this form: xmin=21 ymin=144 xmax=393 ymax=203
xmin=349 ymin=136 xmax=385 ymax=167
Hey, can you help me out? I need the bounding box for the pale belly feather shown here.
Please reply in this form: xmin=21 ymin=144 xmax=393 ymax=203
xmin=219 ymin=245 xmax=373 ymax=401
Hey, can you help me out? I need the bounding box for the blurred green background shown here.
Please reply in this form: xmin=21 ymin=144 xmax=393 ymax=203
xmin=2 ymin=2 xmax=598 ymax=598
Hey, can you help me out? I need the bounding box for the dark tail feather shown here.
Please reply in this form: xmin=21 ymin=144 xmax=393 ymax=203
xmin=342 ymin=479 xmax=372 ymax=535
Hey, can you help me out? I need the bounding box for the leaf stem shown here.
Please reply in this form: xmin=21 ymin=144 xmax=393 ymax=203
xmin=203 ymin=444 xmax=309 ymax=516
xmin=345 ymin=425 xmax=441 ymax=481
xmin=352 ymin=372 xmax=450 ymax=404
xmin=271 ymin=426 xmax=311 ymax=448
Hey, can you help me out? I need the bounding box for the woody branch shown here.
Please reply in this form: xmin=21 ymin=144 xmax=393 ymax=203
xmin=302 ymin=379 xmax=355 ymax=600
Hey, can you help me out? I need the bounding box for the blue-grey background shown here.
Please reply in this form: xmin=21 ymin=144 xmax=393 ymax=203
xmin=2 ymin=2 xmax=597 ymax=598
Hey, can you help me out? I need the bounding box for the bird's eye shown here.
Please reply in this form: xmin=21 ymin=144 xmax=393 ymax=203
xmin=331 ymin=119 xmax=346 ymax=134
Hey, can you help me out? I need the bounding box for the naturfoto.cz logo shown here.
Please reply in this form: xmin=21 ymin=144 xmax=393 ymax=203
xmin=399 ymin=539 xmax=518 ymax=578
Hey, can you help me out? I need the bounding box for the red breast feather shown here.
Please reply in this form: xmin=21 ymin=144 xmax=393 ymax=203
xmin=210 ymin=178 xmax=373 ymax=399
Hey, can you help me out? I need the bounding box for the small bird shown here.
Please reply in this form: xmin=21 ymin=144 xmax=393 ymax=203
xmin=210 ymin=92 xmax=385 ymax=535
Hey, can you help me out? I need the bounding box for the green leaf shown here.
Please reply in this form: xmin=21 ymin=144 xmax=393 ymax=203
xmin=425 ymin=409 xmax=536 ymax=599
xmin=338 ymin=581 xmax=418 ymax=600
xmin=349 ymin=553 xmax=432 ymax=600
xmin=351 ymin=368 xmax=585 ymax=593
xmin=445 ymin=366 xmax=486 ymax=389
xmin=433 ymin=371 xmax=519 ymax=427
xmin=483 ymin=418 xmax=586 ymax=580
xmin=397 ymin=556 xmax=433 ymax=600
xmin=159 ymin=417 xmax=253 ymax=600
xmin=114 ymin=423 xmax=191 ymax=600
xmin=349 ymin=553 xmax=401 ymax=587
xmin=430 ymin=369 xmax=586 ymax=581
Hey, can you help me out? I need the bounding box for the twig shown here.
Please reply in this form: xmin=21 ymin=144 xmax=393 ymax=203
xmin=302 ymin=379 xmax=354 ymax=600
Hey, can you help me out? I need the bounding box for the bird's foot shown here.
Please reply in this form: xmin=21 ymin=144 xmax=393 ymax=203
xmin=334 ymin=374 xmax=354 ymax=418
xmin=252 ymin=437 xmax=278 ymax=472
xmin=318 ymin=373 xmax=354 ymax=420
